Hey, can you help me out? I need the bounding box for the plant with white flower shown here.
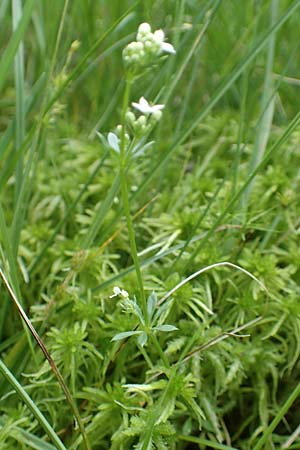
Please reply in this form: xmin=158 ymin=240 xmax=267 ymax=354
xmin=112 ymin=291 xmax=178 ymax=349
xmin=98 ymin=22 xmax=176 ymax=343
xmin=123 ymin=22 xmax=176 ymax=71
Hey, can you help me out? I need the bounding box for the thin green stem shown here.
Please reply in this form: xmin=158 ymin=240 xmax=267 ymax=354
xmin=119 ymin=76 xmax=147 ymax=322
xmin=138 ymin=344 xmax=154 ymax=369
xmin=150 ymin=331 xmax=170 ymax=368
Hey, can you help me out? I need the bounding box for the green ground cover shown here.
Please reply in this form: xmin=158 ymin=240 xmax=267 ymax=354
xmin=1 ymin=0 xmax=300 ymax=449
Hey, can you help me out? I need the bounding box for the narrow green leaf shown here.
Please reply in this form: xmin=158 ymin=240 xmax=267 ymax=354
xmin=108 ymin=132 xmax=120 ymax=153
xmin=177 ymin=434 xmax=239 ymax=450
xmin=18 ymin=429 xmax=58 ymax=450
xmin=111 ymin=330 xmax=142 ymax=341
xmin=153 ymin=324 xmax=178 ymax=332
xmin=0 ymin=0 xmax=34 ymax=92
xmin=12 ymin=0 xmax=26 ymax=199
xmin=81 ymin=174 xmax=120 ymax=248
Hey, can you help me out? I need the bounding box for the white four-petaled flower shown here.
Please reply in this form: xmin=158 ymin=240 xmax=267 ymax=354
xmin=132 ymin=97 xmax=165 ymax=115
xmin=110 ymin=286 xmax=129 ymax=298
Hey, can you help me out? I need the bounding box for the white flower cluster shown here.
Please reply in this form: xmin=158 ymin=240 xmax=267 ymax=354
xmin=123 ymin=22 xmax=176 ymax=69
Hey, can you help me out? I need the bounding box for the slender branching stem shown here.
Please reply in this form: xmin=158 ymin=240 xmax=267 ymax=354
xmin=150 ymin=331 xmax=170 ymax=368
xmin=119 ymin=75 xmax=148 ymax=323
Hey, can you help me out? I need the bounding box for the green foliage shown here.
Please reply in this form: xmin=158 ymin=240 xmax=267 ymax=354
xmin=1 ymin=1 xmax=300 ymax=449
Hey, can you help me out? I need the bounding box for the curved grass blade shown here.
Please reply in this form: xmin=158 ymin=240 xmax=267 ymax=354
xmin=91 ymin=224 xmax=242 ymax=293
xmin=158 ymin=261 xmax=267 ymax=307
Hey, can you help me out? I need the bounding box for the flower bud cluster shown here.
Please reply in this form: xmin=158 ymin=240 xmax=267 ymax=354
xmin=125 ymin=97 xmax=164 ymax=137
xmin=115 ymin=124 xmax=131 ymax=147
xmin=123 ymin=22 xmax=176 ymax=69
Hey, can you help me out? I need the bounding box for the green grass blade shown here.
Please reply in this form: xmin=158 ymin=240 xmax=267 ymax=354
xmin=81 ymin=174 xmax=120 ymax=248
xmin=0 ymin=0 xmax=34 ymax=93
xmin=253 ymin=381 xmax=300 ymax=450
xmin=0 ymin=358 xmax=67 ymax=450
xmin=17 ymin=430 xmax=58 ymax=450
xmin=12 ymin=0 xmax=26 ymax=200
xmin=242 ymin=0 xmax=278 ymax=210
xmin=177 ymin=434 xmax=239 ymax=450
xmin=0 ymin=73 xmax=45 ymax=163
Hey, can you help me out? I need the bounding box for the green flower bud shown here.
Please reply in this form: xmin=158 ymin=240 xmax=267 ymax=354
xmin=125 ymin=111 xmax=136 ymax=126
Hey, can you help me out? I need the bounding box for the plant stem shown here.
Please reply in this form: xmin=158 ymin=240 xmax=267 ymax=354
xmin=150 ymin=331 xmax=170 ymax=368
xmin=119 ymin=76 xmax=148 ymax=322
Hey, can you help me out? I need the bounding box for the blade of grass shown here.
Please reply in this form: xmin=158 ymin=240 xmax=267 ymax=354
xmin=0 ymin=73 xmax=45 ymax=163
xmin=12 ymin=0 xmax=26 ymax=201
xmin=0 ymin=0 xmax=34 ymax=93
xmin=253 ymin=380 xmax=300 ymax=450
xmin=242 ymin=0 xmax=278 ymax=211
xmin=0 ymin=201 xmax=20 ymax=339
xmin=177 ymin=434 xmax=239 ymax=450
xmin=163 ymin=0 xmax=221 ymax=107
xmin=18 ymin=430 xmax=58 ymax=450
xmin=0 ymin=0 xmax=9 ymax=20
xmin=81 ymin=173 xmax=120 ymax=249
xmin=0 ymin=358 xmax=67 ymax=450
xmin=158 ymin=261 xmax=267 ymax=307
